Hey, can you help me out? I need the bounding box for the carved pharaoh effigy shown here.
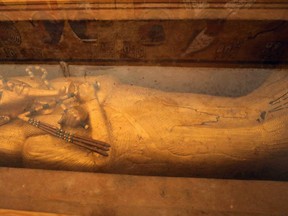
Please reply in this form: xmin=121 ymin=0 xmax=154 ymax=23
xmin=0 ymin=64 xmax=287 ymax=180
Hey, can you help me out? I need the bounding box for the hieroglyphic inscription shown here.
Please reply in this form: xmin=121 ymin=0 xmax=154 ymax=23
xmin=2 ymin=47 xmax=18 ymax=58
xmin=121 ymin=41 xmax=146 ymax=59
xmin=20 ymin=48 xmax=44 ymax=59
xmin=138 ymin=24 xmax=165 ymax=46
xmin=99 ymin=41 xmax=115 ymax=57
xmin=0 ymin=20 xmax=21 ymax=59
xmin=260 ymin=41 xmax=286 ymax=61
xmin=0 ymin=22 xmax=21 ymax=46
xmin=215 ymin=39 xmax=244 ymax=59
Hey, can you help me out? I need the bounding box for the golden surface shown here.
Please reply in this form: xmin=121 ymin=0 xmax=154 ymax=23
xmin=0 ymin=209 xmax=73 ymax=216
xmin=0 ymin=66 xmax=288 ymax=178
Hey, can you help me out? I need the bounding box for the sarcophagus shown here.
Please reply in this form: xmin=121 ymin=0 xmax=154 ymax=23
xmin=1 ymin=1 xmax=288 ymax=215
xmin=0 ymin=0 xmax=287 ymax=180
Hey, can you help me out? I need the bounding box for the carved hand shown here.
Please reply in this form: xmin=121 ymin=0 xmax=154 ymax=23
xmin=76 ymin=82 xmax=100 ymax=103
xmin=58 ymin=106 xmax=88 ymax=128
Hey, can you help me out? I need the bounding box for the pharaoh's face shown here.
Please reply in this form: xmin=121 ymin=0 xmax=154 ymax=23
xmin=1 ymin=79 xmax=30 ymax=91
xmin=0 ymin=79 xmax=32 ymax=118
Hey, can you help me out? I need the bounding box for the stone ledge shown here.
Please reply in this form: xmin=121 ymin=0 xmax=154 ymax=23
xmin=0 ymin=167 xmax=287 ymax=215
